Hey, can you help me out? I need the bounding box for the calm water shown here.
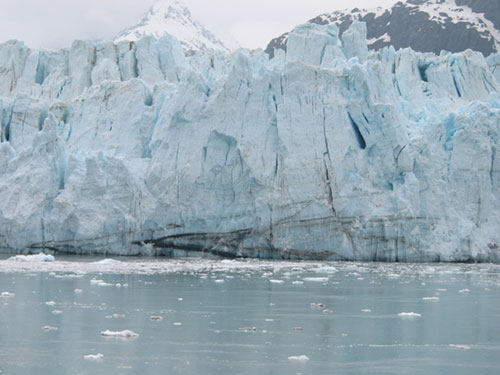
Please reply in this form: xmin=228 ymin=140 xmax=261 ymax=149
xmin=1 ymin=256 xmax=500 ymax=375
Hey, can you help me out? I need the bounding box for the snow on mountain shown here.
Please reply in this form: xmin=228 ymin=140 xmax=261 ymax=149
xmin=0 ymin=22 xmax=500 ymax=261
xmin=115 ymin=0 xmax=234 ymax=52
xmin=266 ymin=0 xmax=500 ymax=57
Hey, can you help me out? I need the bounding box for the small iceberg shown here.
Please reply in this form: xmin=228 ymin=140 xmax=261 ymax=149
xmin=1 ymin=292 xmax=15 ymax=298
xmin=288 ymin=355 xmax=310 ymax=362
xmin=42 ymin=326 xmax=58 ymax=331
xmin=303 ymin=277 xmax=328 ymax=282
xmin=449 ymin=344 xmax=471 ymax=350
xmin=8 ymin=253 xmax=55 ymax=262
xmin=90 ymin=279 xmax=114 ymax=286
xmin=91 ymin=259 xmax=122 ymax=266
xmin=398 ymin=312 xmax=422 ymax=318
xmin=84 ymin=353 xmax=104 ymax=361
xmin=100 ymin=329 xmax=139 ymax=338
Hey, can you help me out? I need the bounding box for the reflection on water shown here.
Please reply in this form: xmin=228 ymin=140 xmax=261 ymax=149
xmin=1 ymin=257 xmax=500 ymax=375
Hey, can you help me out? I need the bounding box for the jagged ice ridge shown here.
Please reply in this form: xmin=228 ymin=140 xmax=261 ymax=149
xmin=0 ymin=22 xmax=500 ymax=261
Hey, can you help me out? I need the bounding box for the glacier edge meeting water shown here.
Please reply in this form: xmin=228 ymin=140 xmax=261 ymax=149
xmin=0 ymin=21 xmax=499 ymax=262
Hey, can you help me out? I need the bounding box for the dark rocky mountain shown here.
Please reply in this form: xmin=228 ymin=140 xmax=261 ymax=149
xmin=266 ymin=0 xmax=500 ymax=57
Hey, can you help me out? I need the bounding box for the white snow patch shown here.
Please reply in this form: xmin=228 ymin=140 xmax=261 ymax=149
xmin=1 ymin=292 xmax=15 ymax=298
xmin=422 ymin=297 xmax=440 ymax=301
xmin=269 ymin=279 xmax=284 ymax=284
xmin=368 ymin=32 xmax=391 ymax=46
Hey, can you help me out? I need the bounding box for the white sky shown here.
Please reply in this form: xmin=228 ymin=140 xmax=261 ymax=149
xmin=0 ymin=0 xmax=400 ymax=50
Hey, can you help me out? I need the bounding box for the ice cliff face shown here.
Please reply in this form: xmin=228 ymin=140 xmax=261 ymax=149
xmin=1 ymin=22 xmax=500 ymax=261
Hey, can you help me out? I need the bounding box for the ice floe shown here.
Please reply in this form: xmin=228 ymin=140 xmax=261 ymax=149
xmin=398 ymin=312 xmax=422 ymax=318
xmin=100 ymin=330 xmax=139 ymax=338
xmin=288 ymin=355 xmax=310 ymax=362
xmin=7 ymin=253 xmax=55 ymax=262
xmin=84 ymin=353 xmax=104 ymax=361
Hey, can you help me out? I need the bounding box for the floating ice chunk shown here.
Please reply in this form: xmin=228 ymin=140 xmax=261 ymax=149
xmin=90 ymin=279 xmax=113 ymax=286
xmin=84 ymin=353 xmax=104 ymax=361
xmin=105 ymin=314 xmax=126 ymax=319
xmin=100 ymin=329 xmax=139 ymax=338
xmin=1 ymin=292 xmax=15 ymax=298
xmin=42 ymin=326 xmax=58 ymax=331
xmin=45 ymin=301 xmax=56 ymax=306
xmin=173 ymin=322 xmax=182 ymax=326
xmin=313 ymin=266 xmax=338 ymax=274
xmin=8 ymin=253 xmax=55 ymax=262
xmin=303 ymin=277 xmax=329 ymax=282
xmin=361 ymin=309 xmax=372 ymax=313
xmin=398 ymin=312 xmax=421 ymax=318
xmin=422 ymin=297 xmax=440 ymax=301
xmin=449 ymin=344 xmax=471 ymax=350
xmin=386 ymin=274 xmax=400 ymax=279
xmin=269 ymin=279 xmax=284 ymax=284
xmin=240 ymin=327 xmax=257 ymax=332
xmin=292 ymin=281 xmax=304 ymax=285
xmin=459 ymin=289 xmax=470 ymax=294
xmin=74 ymin=289 xmax=83 ymax=293
xmin=220 ymin=259 xmax=237 ymax=265
xmin=52 ymin=310 xmax=63 ymax=315
xmin=214 ymin=279 xmax=224 ymax=283
xmin=310 ymin=303 xmax=325 ymax=308
xmin=288 ymin=355 xmax=310 ymax=362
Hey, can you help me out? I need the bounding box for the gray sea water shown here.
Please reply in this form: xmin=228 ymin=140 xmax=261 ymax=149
xmin=1 ymin=256 xmax=500 ymax=375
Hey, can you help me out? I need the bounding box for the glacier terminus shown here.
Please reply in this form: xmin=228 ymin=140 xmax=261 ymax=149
xmin=1 ymin=21 xmax=500 ymax=262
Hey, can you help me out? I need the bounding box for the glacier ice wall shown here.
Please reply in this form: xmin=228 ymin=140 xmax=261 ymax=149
xmin=1 ymin=22 xmax=500 ymax=261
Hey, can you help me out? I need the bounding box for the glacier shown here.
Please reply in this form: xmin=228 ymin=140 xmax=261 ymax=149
xmin=0 ymin=21 xmax=499 ymax=262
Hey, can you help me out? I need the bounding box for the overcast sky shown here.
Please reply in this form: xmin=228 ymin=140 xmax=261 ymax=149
xmin=0 ymin=0 xmax=400 ymax=50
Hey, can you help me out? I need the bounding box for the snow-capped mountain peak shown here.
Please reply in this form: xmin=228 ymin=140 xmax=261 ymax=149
xmin=266 ymin=0 xmax=500 ymax=57
xmin=115 ymin=0 xmax=234 ymax=53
